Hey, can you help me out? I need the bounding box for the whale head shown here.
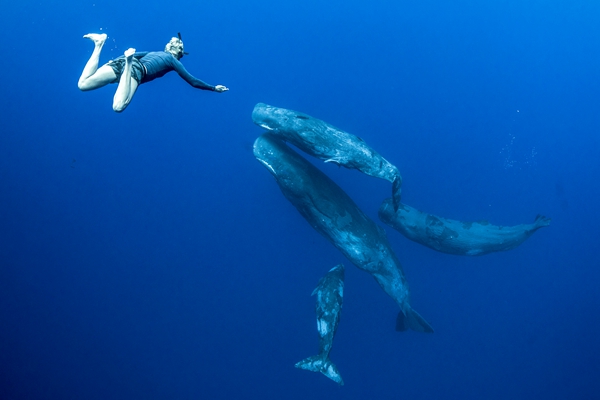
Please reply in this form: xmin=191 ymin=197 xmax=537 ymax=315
xmin=252 ymin=102 xmax=311 ymax=132
xmin=253 ymin=133 xmax=302 ymax=182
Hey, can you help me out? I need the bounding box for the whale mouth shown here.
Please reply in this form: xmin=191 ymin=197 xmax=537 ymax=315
xmin=259 ymin=123 xmax=273 ymax=131
xmin=256 ymin=158 xmax=276 ymax=176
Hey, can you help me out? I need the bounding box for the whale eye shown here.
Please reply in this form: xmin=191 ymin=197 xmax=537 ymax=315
xmin=295 ymin=115 xmax=309 ymax=120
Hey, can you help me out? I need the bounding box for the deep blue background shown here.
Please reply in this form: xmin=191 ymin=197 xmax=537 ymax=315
xmin=1 ymin=1 xmax=599 ymax=399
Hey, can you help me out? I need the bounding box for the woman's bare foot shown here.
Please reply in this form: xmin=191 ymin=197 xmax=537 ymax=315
xmin=83 ymin=33 xmax=107 ymax=46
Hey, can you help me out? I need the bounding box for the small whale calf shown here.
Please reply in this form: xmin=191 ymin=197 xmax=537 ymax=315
xmin=252 ymin=102 xmax=403 ymax=209
xmin=379 ymin=199 xmax=551 ymax=256
xmin=254 ymin=133 xmax=433 ymax=333
xmin=295 ymin=264 xmax=345 ymax=385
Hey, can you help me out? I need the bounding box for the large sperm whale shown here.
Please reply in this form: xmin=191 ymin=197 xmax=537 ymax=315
xmin=379 ymin=199 xmax=551 ymax=256
xmin=295 ymin=264 xmax=345 ymax=385
xmin=252 ymin=103 xmax=403 ymax=210
xmin=253 ymin=133 xmax=433 ymax=333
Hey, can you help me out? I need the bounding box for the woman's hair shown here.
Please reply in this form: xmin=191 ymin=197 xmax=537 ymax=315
xmin=165 ymin=37 xmax=185 ymax=59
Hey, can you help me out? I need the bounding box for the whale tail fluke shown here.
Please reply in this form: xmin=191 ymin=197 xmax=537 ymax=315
xmin=392 ymin=176 xmax=402 ymax=211
xmin=534 ymin=214 xmax=551 ymax=229
xmin=396 ymin=307 xmax=434 ymax=333
xmin=295 ymin=354 xmax=344 ymax=385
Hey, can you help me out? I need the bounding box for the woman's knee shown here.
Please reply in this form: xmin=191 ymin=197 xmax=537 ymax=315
xmin=78 ymin=78 xmax=104 ymax=91
xmin=112 ymin=101 xmax=129 ymax=113
xmin=78 ymin=79 xmax=92 ymax=91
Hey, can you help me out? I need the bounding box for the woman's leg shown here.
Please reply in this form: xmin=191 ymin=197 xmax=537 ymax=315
xmin=112 ymin=48 xmax=139 ymax=113
xmin=78 ymin=33 xmax=116 ymax=91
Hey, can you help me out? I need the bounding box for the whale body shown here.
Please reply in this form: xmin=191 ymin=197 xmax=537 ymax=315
xmin=253 ymin=133 xmax=433 ymax=333
xmin=379 ymin=199 xmax=551 ymax=256
xmin=295 ymin=264 xmax=345 ymax=385
xmin=252 ymin=103 xmax=403 ymax=209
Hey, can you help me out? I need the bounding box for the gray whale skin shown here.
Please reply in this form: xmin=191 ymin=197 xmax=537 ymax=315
xmin=379 ymin=199 xmax=551 ymax=256
xmin=254 ymin=133 xmax=433 ymax=333
xmin=295 ymin=264 xmax=345 ymax=385
xmin=252 ymin=103 xmax=403 ymax=210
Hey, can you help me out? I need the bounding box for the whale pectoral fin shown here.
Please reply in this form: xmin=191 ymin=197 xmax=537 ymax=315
xmin=396 ymin=308 xmax=434 ymax=333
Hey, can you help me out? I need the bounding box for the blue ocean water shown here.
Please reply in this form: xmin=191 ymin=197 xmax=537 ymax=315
xmin=1 ymin=0 xmax=598 ymax=399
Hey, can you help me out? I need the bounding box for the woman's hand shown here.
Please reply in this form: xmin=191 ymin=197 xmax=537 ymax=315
xmin=215 ymin=85 xmax=229 ymax=92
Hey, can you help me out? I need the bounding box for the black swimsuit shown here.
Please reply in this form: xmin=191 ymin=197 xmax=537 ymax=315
xmin=107 ymin=55 xmax=145 ymax=84
xmin=107 ymin=51 xmax=215 ymax=90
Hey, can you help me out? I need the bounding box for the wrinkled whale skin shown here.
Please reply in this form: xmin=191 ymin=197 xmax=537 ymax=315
xmin=379 ymin=199 xmax=551 ymax=256
xmin=295 ymin=264 xmax=345 ymax=385
xmin=254 ymin=133 xmax=432 ymax=333
xmin=252 ymin=103 xmax=402 ymax=208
